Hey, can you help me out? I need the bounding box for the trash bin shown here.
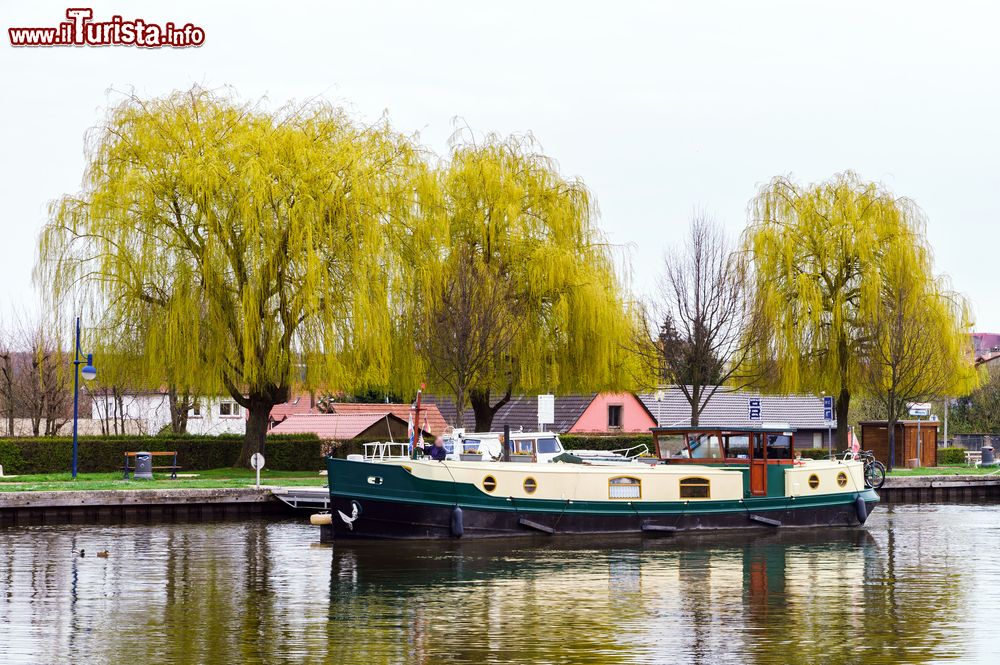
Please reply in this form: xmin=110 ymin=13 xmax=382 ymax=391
xmin=134 ymin=452 xmax=153 ymax=480
xmin=982 ymin=445 xmax=995 ymax=466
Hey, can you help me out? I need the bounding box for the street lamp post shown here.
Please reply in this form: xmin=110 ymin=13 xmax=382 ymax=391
xmin=71 ymin=317 xmax=97 ymax=480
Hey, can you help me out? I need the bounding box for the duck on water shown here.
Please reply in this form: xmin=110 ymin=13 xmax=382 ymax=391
xmin=319 ymin=425 xmax=879 ymax=539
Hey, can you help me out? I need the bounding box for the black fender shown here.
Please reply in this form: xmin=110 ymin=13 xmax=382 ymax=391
xmin=854 ymin=495 xmax=869 ymax=524
xmin=451 ymin=505 xmax=464 ymax=537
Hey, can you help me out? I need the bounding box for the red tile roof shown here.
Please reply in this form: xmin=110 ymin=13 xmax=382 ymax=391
xmin=270 ymin=394 xmax=318 ymax=420
xmin=269 ymin=413 xmax=402 ymax=439
xmin=326 ymin=402 xmax=450 ymax=435
xmin=268 ymin=398 xmax=450 ymax=436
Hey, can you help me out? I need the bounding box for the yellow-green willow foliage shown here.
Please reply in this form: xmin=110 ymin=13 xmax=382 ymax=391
xmin=37 ymin=87 xmax=427 ymax=459
xmin=399 ymin=134 xmax=642 ymax=430
xmin=744 ymin=172 xmax=975 ymax=448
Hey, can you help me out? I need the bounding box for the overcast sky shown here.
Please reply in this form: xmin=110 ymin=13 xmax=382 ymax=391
xmin=3 ymin=0 xmax=999 ymax=331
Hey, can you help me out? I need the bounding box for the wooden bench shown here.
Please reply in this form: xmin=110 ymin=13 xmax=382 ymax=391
xmin=965 ymin=450 xmax=982 ymax=467
xmin=123 ymin=451 xmax=180 ymax=479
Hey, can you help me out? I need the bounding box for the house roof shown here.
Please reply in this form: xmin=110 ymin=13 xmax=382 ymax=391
xmin=425 ymin=394 xmax=599 ymax=433
xmin=267 ymin=398 xmax=450 ymax=435
xmin=269 ymin=412 xmax=410 ymax=439
xmin=639 ymin=387 xmax=835 ymax=430
xmin=270 ymin=394 xmax=318 ymax=420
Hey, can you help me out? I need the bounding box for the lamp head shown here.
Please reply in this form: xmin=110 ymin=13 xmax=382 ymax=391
xmin=81 ymin=354 xmax=96 ymax=381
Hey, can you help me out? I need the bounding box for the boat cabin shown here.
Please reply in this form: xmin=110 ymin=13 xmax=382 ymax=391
xmin=651 ymin=426 xmax=797 ymax=497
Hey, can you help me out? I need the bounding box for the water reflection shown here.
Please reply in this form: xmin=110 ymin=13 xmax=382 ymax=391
xmin=1 ymin=505 xmax=999 ymax=664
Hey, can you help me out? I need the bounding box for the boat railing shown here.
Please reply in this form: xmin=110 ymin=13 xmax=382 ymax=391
xmin=363 ymin=441 xmax=411 ymax=461
xmin=610 ymin=444 xmax=650 ymax=460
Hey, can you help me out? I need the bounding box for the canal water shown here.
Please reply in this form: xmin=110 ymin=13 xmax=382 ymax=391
xmin=1 ymin=504 xmax=997 ymax=664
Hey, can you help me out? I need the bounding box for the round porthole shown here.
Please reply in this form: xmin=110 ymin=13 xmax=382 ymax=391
xmin=836 ymin=471 xmax=848 ymax=488
xmin=808 ymin=474 xmax=820 ymax=489
xmin=482 ymin=475 xmax=497 ymax=493
xmin=523 ymin=477 xmax=537 ymax=494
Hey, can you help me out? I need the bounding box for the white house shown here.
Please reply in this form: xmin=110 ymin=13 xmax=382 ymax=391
xmin=89 ymin=391 xmax=247 ymax=435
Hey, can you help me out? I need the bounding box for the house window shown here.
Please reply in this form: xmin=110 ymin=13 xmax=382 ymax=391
xmin=189 ymin=401 xmax=201 ymax=418
xmin=679 ymin=477 xmax=711 ymax=499
xmin=609 ymin=476 xmax=641 ymax=499
xmin=608 ymin=404 xmax=623 ymax=429
xmin=219 ymin=401 xmax=239 ymax=417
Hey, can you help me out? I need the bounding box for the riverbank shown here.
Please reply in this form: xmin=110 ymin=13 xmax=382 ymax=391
xmin=0 ymin=468 xmax=325 ymax=492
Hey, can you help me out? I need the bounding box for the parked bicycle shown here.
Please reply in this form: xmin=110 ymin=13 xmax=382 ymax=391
xmin=837 ymin=449 xmax=886 ymax=489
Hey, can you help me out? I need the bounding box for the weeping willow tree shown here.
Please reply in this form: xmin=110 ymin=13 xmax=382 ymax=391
xmin=402 ymin=134 xmax=641 ymax=430
xmin=37 ymin=87 xmax=425 ymax=462
xmin=864 ymin=252 xmax=977 ymax=468
xmin=744 ymin=172 xmax=961 ymax=449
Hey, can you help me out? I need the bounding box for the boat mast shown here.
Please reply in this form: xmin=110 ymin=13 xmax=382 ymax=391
xmin=411 ymin=383 xmax=425 ymax=459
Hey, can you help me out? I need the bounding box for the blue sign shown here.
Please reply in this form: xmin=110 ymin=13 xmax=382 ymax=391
xmin=823 ymin=396 xmax=834 ymax=409
xmin=824 ymin=408 xmax=834 ymax=421
xmin=748 ymin=398 xmax=762 ymax=421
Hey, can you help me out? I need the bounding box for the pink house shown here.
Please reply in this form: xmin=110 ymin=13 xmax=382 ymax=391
xmin=568 ymin=393 xmax=657 ymax=434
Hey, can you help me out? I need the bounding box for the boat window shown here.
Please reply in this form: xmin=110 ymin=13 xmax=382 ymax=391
xmin=767 ymin=434 xmax=793 ymax=460
xmin=444 ymin=441 xmax=455 ymax=454
xmin=482 ymin=475 xmax=498 ymax=493
xmin=609 ymin=476 xmax=641 ymax=499
xmin=657 ymin=434 xmax=688 ymax=458
xmin=837 ymin=471 xmax=848 ymax=487
xmin=679 ymin=477 xmax=711 ymax=499
xmin=512 ymin=439 xmax=535 ymax=454
xmin=808 ymin=474 xmax=820 ymax=489
xmin=536 ymin=437 xmax=561 ymax=453
xmin=462 ymin=440 xmax=482 ymax=453
xmin=688 ymin=433 xmax=723 ymax=460
xmin=523 ymin=477 xmax=538 ymax=494
xmin=725 ymin=435 xmax=750 ymax=459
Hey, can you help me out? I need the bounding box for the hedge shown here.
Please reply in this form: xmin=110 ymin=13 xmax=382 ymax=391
xmin=938 ymin=447 xmax=967 ymax=465
xmin=0 ymin=434 xmax=323 ymax=475
xmin=559 ymin=434 xmax=655 ymax=453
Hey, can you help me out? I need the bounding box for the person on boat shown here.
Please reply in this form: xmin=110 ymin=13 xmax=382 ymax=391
xmin=422 ymin=436 xmax=448 ymax=461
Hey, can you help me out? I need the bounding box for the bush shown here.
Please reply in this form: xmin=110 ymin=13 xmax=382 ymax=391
xmin=797 ymin=447 xmax=838 ymax=460
xmin=0 ymin=433 xmax=323 ymax=474
xmin=560 ymin=434 xmax=655 ymax=453
xmin=937 ymin=447 xmax=967 ymax=465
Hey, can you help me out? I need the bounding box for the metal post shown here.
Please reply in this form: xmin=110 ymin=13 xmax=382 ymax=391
xmin=827 ymin=424 xmax=832 ymax=458
xmin=71 ymin=317 xmax=81 ymax=479
xmin=916 ymin=417 xmax=922 ymax=467
xmin=943 ymin=400 xmax=949 ymax=447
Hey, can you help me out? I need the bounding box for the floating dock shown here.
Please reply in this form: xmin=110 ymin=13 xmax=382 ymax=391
xmin=879 ymin=474 xmax=1000 ymax=503
xmin=0 ymin=487 xmax=288 ymax=526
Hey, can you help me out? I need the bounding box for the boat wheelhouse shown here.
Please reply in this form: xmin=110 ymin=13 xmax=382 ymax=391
xmin=320 ymin=423 xmax=878 ymax=539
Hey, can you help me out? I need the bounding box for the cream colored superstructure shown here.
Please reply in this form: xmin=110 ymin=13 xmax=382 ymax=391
xmin=372 ymin=457 xmax=866 ymax=503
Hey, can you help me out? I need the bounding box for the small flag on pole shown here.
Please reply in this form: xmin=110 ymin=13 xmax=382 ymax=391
xmin=407 ymin=412 xmax=415 ymax=452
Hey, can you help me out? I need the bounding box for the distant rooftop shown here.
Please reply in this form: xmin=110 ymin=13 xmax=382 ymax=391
xmin=639 ymin=387 xmax=834 ymax=430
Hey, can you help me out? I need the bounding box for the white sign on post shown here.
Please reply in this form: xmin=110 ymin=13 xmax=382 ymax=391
xmin=908 ymin=403 xmax=931 ymax=417
xmin=538 ymin=394 xmax=555 ymax=430
xmin=250 ymin=453 xmax=265 ymax=488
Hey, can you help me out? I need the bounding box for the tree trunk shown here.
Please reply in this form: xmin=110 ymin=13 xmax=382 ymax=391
xmin=235 ymin=385 xmax=289 ymax=467
xmin=470 ymin=386 xmax=512 ymax=432
xmin=241 ymin=403 xmax=270 ymax=467
xmin=454 ymin=387 xmax=466 ymax=430
xmin=168 ymin=387 xmax=190 ymax=434
xmin=689 ymin=384 xmax=701 ymax=427
xmin=836 ymin=387 xmax=850 ymax=451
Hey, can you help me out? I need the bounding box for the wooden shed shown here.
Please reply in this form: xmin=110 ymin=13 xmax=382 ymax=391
xmin=859 ymin=420 xmax=939 ymax=468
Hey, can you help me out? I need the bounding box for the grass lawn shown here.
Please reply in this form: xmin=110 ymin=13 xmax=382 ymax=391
xmin=887 ymin=464 xmax=1000 ymax=477
xmin=0 ymin=467 xmax=326 ymax=492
